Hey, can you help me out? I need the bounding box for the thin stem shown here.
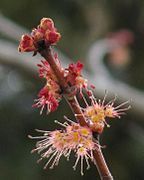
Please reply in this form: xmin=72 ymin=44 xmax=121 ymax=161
xmin=93 ymin=147 xmax=113 ymax=180
xmin=39 ymin=47 xmax=113 ymax=180
xmin=64 ymin=95 xmax=87 ymax=126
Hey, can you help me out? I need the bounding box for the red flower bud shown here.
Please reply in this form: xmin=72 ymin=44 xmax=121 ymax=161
xmin=31 ymin=28 xmax=44 ymax=42
xmin=45 ymin=31 xmax=61 ymax=45
xmin=18 ymin=34 xmax=36 ymax=52
xmin=40 ymin=18 xmax=55 ymax=31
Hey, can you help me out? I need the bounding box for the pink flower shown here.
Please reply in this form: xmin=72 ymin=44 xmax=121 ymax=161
xmin=80 ymin=92 xmax=130 ymax=133
xmin=29 ymin=117 xmax=99 ymax=175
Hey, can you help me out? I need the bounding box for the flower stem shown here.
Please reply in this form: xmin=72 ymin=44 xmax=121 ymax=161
xmin=93 ymin=147 xmax=113 ymax=180
xmin=39 ymin=47 xmax=113 ymax=180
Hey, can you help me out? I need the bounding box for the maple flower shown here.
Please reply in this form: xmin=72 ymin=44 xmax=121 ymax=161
xmin=33 ymin=81 xmax=61 ymax=114
xmin=29 ymin=117 xmax=99 ymax=175
xmin=81 ymin=92 xmax=130 ymax=133
xmin=37 ymin=60 xmax=58 ymax=81
xmin=40 ymin=18 xmax=55 ymax=31
xmin=64 ymin=61 xmax=88 ymax=94
xmin=37 ymin=60 xmax=51 ymax=79
xmin=18 ymin=18 xmax=61 ymax=53
xmin=45 ymin=31 xmax=61 ymax=45
xmin=18 ymin=34 xmax=36 ymax=52
xmin=33 ymin=59 xmax=62 ymax=114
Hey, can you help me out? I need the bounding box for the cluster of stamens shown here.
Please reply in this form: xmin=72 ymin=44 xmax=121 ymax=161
xmin=29 ymin=117 xmax=98 ymax=175
xmin=80 ymin=91 xmax=131 ymax=133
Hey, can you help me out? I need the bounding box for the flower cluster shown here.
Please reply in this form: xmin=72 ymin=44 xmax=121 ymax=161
xmin=33 ymin=84 xmax=61 ymax=114
xmin=18 ymin=18 xmax=61 ymax=53
xmin=64 ymin=61 xmax=89 ymax=95
xmin=81 ymin=92 xmax=131 ymax=133
xmin=29 ymin=117 xmax=98 ymax=175
xmin=33 ymin=60 xmax=62 ymax=114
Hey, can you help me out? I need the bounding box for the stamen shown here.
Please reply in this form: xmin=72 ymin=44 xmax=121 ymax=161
xmin=105 ymin=94 xmax=117 ymax=107
xmin=28 ymin=135 xmax=47 ymax=139
xmin=31 ymin=147 xmax=42 ymax=153
xmin=64 ymin=116 xmax=75 ymax=124
xmin=50 ymin=151 xmax=62 ymax=169
xmin=37 ymin=157 xmax=43 ymax=163
xmin=63 ymin=122 xmax=69 ymax=126
xmin=81 ymin=156 xmax=84 ymax=176
xmin=102 ymin=90 xmax=108 ymax=106
xmin=89 ymin=94 xmax=97 ymax=106
xmin=104 ymin=120 xmax=110 ymax=128
xmin=54 ymin=120 xmax=67 ymax=127
xmin=73 ymin=156 xmax=80 ymax=171
xmin=81 ymin=93 xmax=89 ymax=106
xmin=65 ymin=149 xmax=72 ymax=160
xmin=43 ymin=150 xmax=58 ymax=169
xmin=116 ymin=105 xmax=131 ymax=112
xmin=85 ymin=156 xmax=90 ymax=170
xmin=40 ymin=105 xmax=45 ymax=115
xmin=114 ymin=100 xmax=130 ymax=109
xmin=35 ymin=129 xmax=50 ymax=133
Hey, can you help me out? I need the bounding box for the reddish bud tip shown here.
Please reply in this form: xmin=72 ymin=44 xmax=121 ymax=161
xmin=18 ymin=34 xmax=36 ymax=52
xmin=40 ymin=18 xmax=55 ymax=31
xmin=45 ymin=31 xmax=61 ymax=45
